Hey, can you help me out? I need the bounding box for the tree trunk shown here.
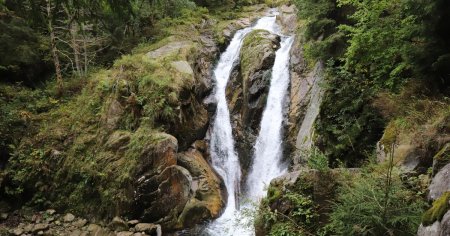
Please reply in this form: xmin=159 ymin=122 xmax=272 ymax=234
xmin=46 ymin=0 xmax=63 ymax=93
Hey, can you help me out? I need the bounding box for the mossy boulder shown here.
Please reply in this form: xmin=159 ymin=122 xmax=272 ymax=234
xmin=2 ymin=34 xmax=222 ymax=232
xmin=433 ymin=143 xmax=450 ymax=176
xmin=256 ymin=168 xmax=358 ymax=235
xmin=422 ymin=192 xmax=450 ymax=226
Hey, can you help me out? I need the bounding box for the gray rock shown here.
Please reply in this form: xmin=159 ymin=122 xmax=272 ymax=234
xmin=55 ymin=220 xmax=61 ymax=225
xmin=64 ymin=213 xmax=76 ymax=222
xmin=23 ymin=224 xmax=34 ymax=233
xmin=73 ymin=219 xmax=88 ymax=228
xmin=127 ymin=220 xmax=139 ymax=226
xmin=146 ymin=41 xmax=192 ymax=59
xmin=109 ymin=216 xmax=128 ymax=232
xmin=87 ymin=224 xmax=102 ymax=232
xmin=45 ymin=209 xmax=56 ymax=215
xmin=171 ymin=61 xmax=194 ymax=75
xmin=37 ymin=231 xmax=44 ymax=235
xmin=12 ymin=228 xmax=24 ymax=236
xmin=69 ymin=229 xmax=82 ymax=236
xmin=116 ymin=232 xmax=133 ymax=236
xmin=428 ymin=163 xmax=450 ymax=201
xmin=440 ymin=210 xmax=450 ymax=236
xmin=418 ymin=222 xmax=441 ymax=236
xmin=134 ymin=223 xmax=161 ymax=235
xmin=32 ymin=223 xmax=49 ymax=233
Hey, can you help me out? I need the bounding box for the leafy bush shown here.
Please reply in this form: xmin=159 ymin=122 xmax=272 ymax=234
xmin=306 ymin=147 xmax=330 ymax=172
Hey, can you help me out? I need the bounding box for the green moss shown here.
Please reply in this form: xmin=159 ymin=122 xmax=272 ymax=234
xmin=422 ymin=192 xmax=450 ymax=226
xmin=434 ymin=143 xmax=450 ymax=168
xmin=267 ymin=185 xmax=283 ymax=203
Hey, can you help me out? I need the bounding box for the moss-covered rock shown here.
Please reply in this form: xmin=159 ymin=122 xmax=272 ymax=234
xmin=422 ymin=192 xmax=450 ymax=226
xmin=433 ymin=143 xmax=450 ymax=176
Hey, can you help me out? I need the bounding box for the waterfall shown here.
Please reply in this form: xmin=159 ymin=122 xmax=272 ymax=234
xmin=205 ymin=11 xmax=293 ymax=236
xmin=246 ymin=36 xmax=294 ymax=200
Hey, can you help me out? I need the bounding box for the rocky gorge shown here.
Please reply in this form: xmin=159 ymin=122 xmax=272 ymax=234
xmin=1 ymin=1 xmax=449 ymax=236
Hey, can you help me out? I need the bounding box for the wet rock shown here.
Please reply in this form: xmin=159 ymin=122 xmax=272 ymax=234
xmin=64 ymin=213 xmax=76 ymax=222
xmin=109 ymin=216 xmax=128 ymax=232
xmin=134 ymin=223 xmax=161 ymax=235
xmin=176 ymin=148 xmax=224 ymax=227
xmin=226 ymin=29 xmax=280 ymax=170
xmin=429 ymin=163 xmax=450 ymax=201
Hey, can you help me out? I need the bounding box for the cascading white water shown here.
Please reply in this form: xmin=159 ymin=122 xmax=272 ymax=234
xmin=206 ymin=11 xmax=293 ymax=236
xmin=246 ymin=36 xmax=294 ymax=200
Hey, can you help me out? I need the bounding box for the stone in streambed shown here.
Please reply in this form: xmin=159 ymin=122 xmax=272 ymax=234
xmin=64 ymin=213 xmax=76 ymax=222
xmin=134 ymin=223 xmax=161 ymax=235
xmin=109 ymin=216 xmax=128 ymax=232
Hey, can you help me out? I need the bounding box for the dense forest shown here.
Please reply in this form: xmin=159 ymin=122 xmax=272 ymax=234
xmin=0 ymin=0 xmax=449 ymax=235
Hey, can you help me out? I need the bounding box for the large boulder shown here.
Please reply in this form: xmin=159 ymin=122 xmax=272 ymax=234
xmin=176 ymin=146 xmax=225 ymax=228
xmin=428 ymin=164 xmax=450 ymax=201
xmin=226 ymin=29 xmax=280 ymax=171
xmin=133 ymin=136 xmax=224 ymax=232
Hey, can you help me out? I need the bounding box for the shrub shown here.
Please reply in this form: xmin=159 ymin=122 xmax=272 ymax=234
xmin=324 ymin=164 xmax=427 ymax=235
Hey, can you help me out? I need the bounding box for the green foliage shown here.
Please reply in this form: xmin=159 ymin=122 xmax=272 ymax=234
xmin=0 ymin=12 xmax=50 ymax=83
xmin=422 ymin=192 xmax=450 ymax=226
xmin=324 ymin=164 xmax=427 ymax=235
xmin=315 ymin=63 xmax=385 ymax=167
xmin=257 ymin=184 xmax=318 ymax=235
xmin=337 ymin=0 xmax=417 ymax=90
xmin=306 ymin=147 xmax=329 ymax=172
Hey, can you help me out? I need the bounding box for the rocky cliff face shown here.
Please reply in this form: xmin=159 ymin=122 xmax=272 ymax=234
xmin=225 ymin=29 xmax=280 ymax=172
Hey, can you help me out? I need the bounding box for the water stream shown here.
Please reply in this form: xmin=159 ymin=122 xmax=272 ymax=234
xmin=205 ymin=11 xmax=294 ymax=236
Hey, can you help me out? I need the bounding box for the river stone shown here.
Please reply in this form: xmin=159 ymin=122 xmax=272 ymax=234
xmin=127 ymin=220 xmax=139 ymax=226
xmin=87 ymin=224 xmax=102 ymax=232
xmin=64 ymin=213 xmax=76 ymax=222
xmin=428 ymin=163 xmax=450 ymax=201
xmin=109 ymin=216 xmax=128 ymax=232
xmin=32 ymin=223 xmax=49 ymax=233
xmin=146 ymin=41 xmax=192 ymax=59
xmin=117 ymin=232 xmax=133 ymax=236
xmin=134 ymin=223 xmax=161 ymax=235
xmin=12 ymin=228 xmax=23 ymax=236
xmin=171 ymin=61 xmax=194 ymax=75
xmin=72 ymin=218 xmax=87 ymax=227
xmin=45 ymin=209 xmax=56 ymax=215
